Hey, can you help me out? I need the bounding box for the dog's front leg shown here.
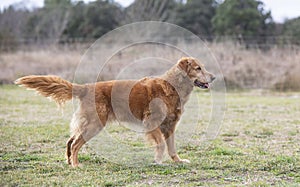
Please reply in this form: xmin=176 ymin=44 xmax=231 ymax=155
xmin=146 ymin=128 xmax=166 ymax=164
xmin=166 ymin=134 xmax=190 ymax=163
xmin=154 ymin=141 xmax=165 ymax=164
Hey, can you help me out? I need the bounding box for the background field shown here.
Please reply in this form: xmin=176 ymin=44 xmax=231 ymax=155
xmin=1 ymin=86 xmax=299 ymax=186
xmin=1 ymin=42 xmax=300 ymax=91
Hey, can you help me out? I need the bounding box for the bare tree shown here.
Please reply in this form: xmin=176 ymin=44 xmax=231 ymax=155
xmin=40 ymin=7 xmax=70 ymax=44
xmin=124 ymin=0 xmax=177 ymax=23
xmin=0 ymin=4 xmax=30 ymax=50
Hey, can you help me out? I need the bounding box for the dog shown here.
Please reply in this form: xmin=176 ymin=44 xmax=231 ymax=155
xmin=15 ymin=57 xmax=215 ymax=167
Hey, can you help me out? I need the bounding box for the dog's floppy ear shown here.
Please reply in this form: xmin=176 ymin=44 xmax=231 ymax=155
xmin=178 ymin=57 xmax=191 ymax=73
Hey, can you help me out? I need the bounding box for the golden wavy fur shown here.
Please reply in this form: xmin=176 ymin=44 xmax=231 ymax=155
xmin=15 ymin=57 xmax=215 ymax=167
xmin=15 ymin=75 xmax=87 ymax=107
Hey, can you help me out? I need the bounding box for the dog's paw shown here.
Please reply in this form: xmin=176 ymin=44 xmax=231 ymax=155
xmin=153 ymin=160 xmax=163 ymax=165
xmin=179 ymin=159 xmax=190 ymax=164
xmin=66 ymin=160 xmax=71 ymax=165
xmin=151 ymin=161 xmax=168 ymax=167
xmin=71 ymin=163 xmax=84 ymax=168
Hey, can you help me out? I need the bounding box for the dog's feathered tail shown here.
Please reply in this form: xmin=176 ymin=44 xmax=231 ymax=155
xmin=15 ymin=75 xmax=87 ymax=107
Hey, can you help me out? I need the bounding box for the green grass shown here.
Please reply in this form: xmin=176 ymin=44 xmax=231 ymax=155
xmin=1 ymin=85 xmax=300 ymax=186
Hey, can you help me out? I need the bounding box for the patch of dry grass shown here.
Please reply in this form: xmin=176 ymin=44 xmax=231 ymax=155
xmin=0 ymin=48 xmax=81 ymax=84
xmin=0 ymin=42 xmax=300 ymax=90
xmin=209 ymin=42 xmax=300 ymax=90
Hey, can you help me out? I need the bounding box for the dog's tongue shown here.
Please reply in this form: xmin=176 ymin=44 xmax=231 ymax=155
xmin=204 ymin=83 xmax=209 ymax=88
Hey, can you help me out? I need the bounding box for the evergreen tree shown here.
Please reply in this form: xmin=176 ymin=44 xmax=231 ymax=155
xmin=212 ymin=0 xmax=274 ymax=46
xmin=63 ymin=0 xmax=123 ymax=38
xmin=176 ymin=0 xmax=217 ymax=39
xmin=282 ymin=17 xmax=300 ymax=45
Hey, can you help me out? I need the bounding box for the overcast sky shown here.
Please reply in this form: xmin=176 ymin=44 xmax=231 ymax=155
xmin=0 ymin=0 xmax=299 ymax=23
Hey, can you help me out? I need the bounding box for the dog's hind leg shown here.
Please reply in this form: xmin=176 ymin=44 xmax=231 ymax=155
xmin=70 ymin=134 xmax=86 ymax=167
xmin=70 ymin=122 xmax=104 ymax=167
xmin=70 ymin=112 xmax=107 ymax=167
xmin=69 ymin=102 xmax=109 ymax=167
xmin=71 ymin=135 xmax=87 ymax=167
xmin=66 ymin=135 xmax=75 ymax=165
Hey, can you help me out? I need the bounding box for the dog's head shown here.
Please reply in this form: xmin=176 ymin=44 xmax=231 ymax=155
xmin=177 ymin=57 xmax=215 ymax=89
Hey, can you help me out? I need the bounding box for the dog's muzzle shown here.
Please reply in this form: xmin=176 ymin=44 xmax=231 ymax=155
xmin=194 ymin=80 xmax=209 ymax=89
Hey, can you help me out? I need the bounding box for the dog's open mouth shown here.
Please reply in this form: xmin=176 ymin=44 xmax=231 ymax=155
xmin=194 ymin=80 xmax=209 ymax=89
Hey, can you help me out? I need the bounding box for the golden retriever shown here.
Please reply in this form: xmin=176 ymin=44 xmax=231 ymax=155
xmin=15 ymin=57 xmax=215 ymax=167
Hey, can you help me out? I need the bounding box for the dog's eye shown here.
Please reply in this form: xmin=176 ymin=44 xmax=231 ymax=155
xmin=196 ymin=67 xmax=201 ymax=71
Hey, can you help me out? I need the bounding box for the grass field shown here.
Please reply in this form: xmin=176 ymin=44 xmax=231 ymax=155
xmin=1 ymin=85 xmax=300 ymax=186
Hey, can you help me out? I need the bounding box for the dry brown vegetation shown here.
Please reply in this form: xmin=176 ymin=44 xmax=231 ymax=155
xmin=209 ymin=42 xmax=300 ymax=91
xmin=1 ymin=42 xmax=299 ymax=90
xmin=0 ymin=47 xmax=82 ymax=84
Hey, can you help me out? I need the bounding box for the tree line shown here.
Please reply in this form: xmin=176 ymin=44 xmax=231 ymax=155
xmin=0 ymin=0 xmax=299 ymax=50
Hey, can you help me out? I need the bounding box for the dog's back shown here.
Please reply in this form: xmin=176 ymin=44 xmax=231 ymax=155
xmin=78 ymin=78 xmax=181 ymax=129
